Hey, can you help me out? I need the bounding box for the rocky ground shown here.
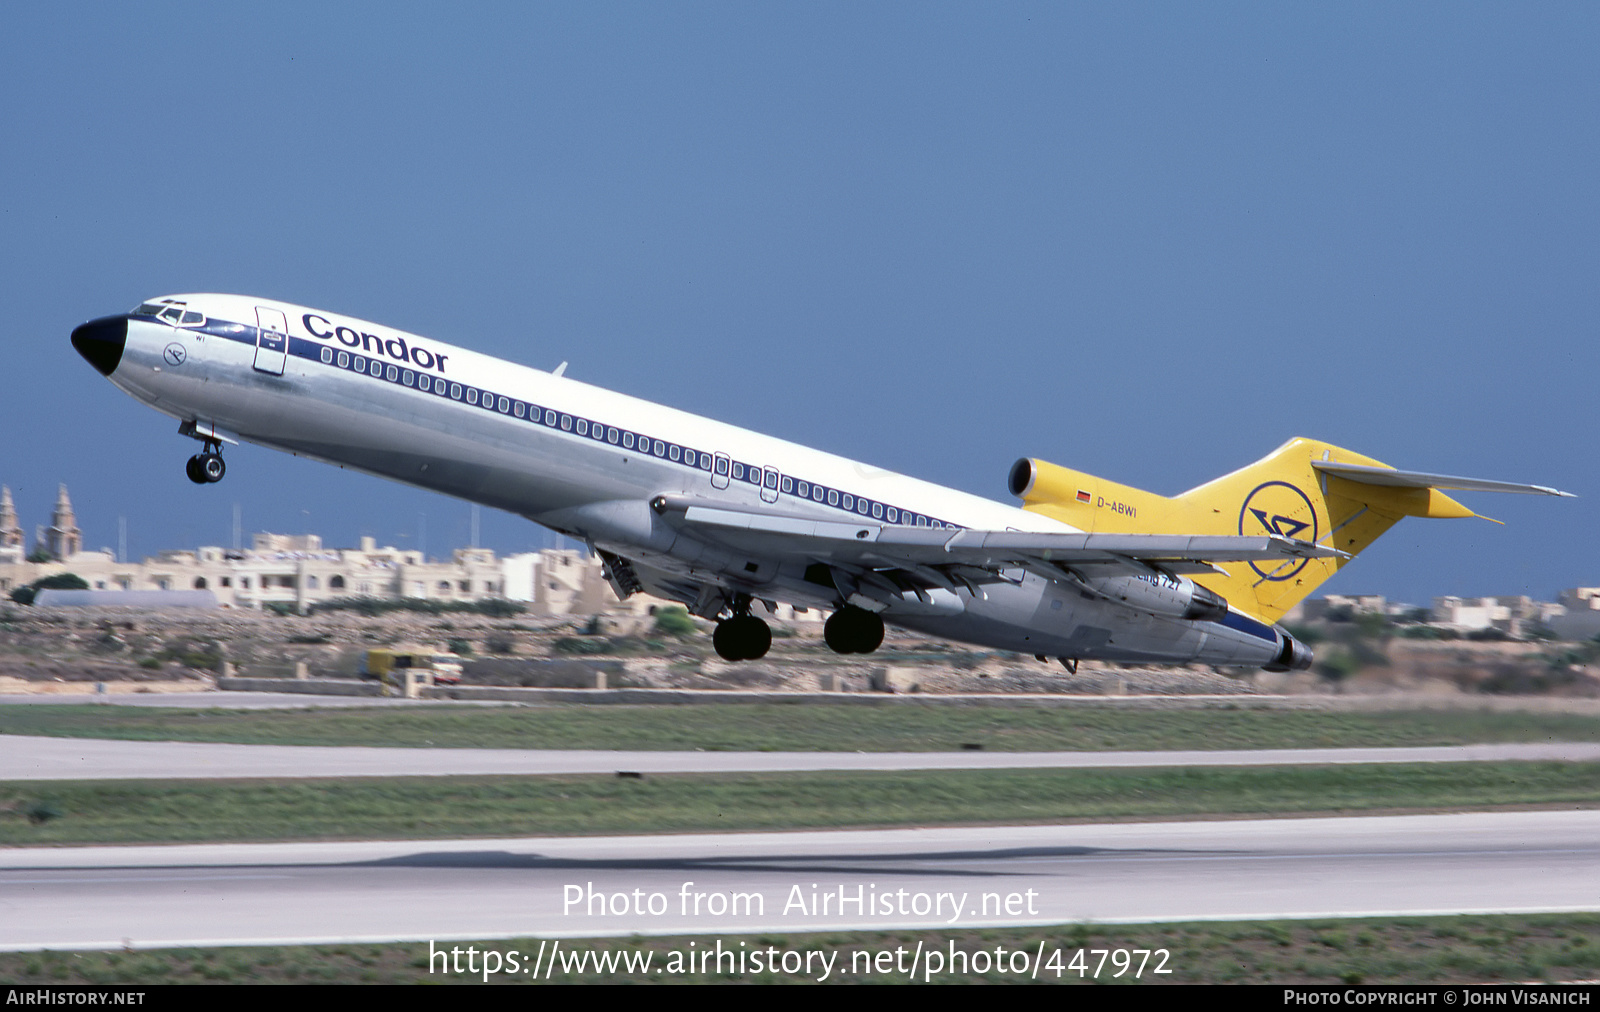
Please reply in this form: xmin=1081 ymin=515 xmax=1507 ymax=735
xmin=0 ymin=603 xmax=1596 ymax=698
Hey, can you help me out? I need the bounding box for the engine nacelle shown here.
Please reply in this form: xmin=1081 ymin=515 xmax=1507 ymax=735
xmin=1074 ymin=572 xmax=1229 ymax=623
xmin=1263 ymin=631 xmax=1314 ymax=672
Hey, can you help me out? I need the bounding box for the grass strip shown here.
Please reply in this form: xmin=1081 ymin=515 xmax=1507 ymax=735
xmin=4 ymin=703 xmax=1600 ymax=752
xmin=3 ymin=761 xmax=1599 ymax=845
xmin=5 ymin=914 xmax=1600 ymax=984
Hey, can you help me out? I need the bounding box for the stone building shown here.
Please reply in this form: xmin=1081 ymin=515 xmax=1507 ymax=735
xmin=502 ymin=549 xmax=618 ymax=617
xmin=0 ymin=487 xmax=23 ymax=564
xmin=1545 ymin=588 xmax=1600 ymax=641
xmin=125 ymin=533 xmax=513 ymax=611
xmin=41 ymin=485 xmax=82 ymax=560
xmin=1431 ymin=594 xmax=1563 ymax=637
xmin=0 ymin=484 xmax=808 ymax=624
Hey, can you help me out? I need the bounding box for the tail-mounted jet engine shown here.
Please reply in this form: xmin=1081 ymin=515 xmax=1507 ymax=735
xmin=1068 ymin=572 xmax=1229 ymax=623
xmin=1265 ymin=631 xmax=1314 ymax=672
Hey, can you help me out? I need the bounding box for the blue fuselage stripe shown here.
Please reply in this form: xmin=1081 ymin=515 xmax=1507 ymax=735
xmin=1217 ymin=609 xmax=1277 ymax=642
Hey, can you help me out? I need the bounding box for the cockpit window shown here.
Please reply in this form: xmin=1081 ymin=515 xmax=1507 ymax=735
xmin=133 ymin=298 xmax=200 ymax=325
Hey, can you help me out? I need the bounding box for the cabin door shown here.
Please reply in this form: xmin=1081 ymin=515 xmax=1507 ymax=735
xmin=253 ymin=307 xmax=289 ymax=375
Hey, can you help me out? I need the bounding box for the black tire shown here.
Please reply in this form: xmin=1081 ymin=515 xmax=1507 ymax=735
xmin=740 ymin=615 xmax=771 ymax=660
xmin=825 ymin=609 xmax=863 ymax=653
xmin=712 ymin=620 xmax=744 ymax=661
xmin=714 ymin=616 xmax=773 ymax=661
xmin=825 ymin=608 xmax=884 ymax=654
xmin=853 ymin=609 xmax=884 ymax=654
xmin=185 ymin=455 xmax=207 ymax=485
xmin=202 ymin=454 xmax=226 ymax=483
xmin=824 ymin=610 xmax=854 ymax=654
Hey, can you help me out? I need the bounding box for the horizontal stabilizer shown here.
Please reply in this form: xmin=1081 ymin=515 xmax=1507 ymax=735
xmin=1311 ymin=461 xmax=1574 ymax=498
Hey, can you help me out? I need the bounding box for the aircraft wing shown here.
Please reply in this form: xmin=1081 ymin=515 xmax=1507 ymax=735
xmin=653 ymin=497 xmax=1344 ymax=581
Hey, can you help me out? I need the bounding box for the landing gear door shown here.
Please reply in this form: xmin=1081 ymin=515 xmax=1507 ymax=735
xmin=253 ymin=307 xmax=289 ymax=376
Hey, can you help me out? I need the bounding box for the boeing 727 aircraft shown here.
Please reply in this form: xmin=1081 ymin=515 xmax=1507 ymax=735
xmin=71 ymin=295 xmax=1571 ymax=670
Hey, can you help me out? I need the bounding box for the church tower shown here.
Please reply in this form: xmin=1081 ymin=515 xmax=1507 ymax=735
xmin=0 ymin=487 xmax=22 ymax=551
xmin=45 ymin=484 xmax=82 ymax=559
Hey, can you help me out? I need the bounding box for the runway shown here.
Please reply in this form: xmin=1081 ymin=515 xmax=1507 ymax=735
xmin=0 ymin=691 xmax=466 ymax=709
xmin=3 ymin=810 xmax=1598 ymax=951
xmin=5 ymin=734 xmax=1600 ymax=780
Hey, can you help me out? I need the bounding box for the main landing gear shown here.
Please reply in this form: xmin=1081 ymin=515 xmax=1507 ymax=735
xmin=185 ymin=444 xmax=226 ymax=485
xmin=710 ymin=601 xmax=883 ymax=660
xmin=713 ymin=613 xmax=772 ymax=662
xmin=824 ymin=606 xmax=884 ymax=655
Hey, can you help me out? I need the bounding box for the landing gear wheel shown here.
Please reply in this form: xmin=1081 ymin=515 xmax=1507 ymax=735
xmin=712 ymin=615 xmax=771 ymax=661
xmin=740 ymin=616 xmax=771 ymax=660
xmin=824 ymin=607 xmax=885 ymax=655
xmin=712 ymin=620 xmax=739 ymax=660
xmin=824 ymin=611 xmax=850 ymax=653
xmin=185 ymin=442 xmax=226 ymax=485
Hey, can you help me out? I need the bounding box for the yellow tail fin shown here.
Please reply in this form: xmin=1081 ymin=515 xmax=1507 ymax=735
xmin=1013 ymin=438 xmax=1481 ymax=623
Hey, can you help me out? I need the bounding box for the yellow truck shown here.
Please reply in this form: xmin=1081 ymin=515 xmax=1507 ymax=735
xmin=359 ymin=648 xmax=464 ymax=686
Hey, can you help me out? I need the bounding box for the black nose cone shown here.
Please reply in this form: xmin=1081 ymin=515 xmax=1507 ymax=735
xmin=72 ymin=315 xmax=128 ymax=376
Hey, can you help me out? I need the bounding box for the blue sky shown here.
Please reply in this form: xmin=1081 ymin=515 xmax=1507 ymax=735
xmin=3 ymin=3 xmax=1595 ymax=606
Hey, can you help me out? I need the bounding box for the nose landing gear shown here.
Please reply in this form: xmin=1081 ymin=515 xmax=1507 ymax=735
xmin=177 ymin=420 xmax=234 ymax=485
xmin=185 ymin=445 xmax=226 ymax=485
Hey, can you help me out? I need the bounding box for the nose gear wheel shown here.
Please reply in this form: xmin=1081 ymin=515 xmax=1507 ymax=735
xmin=186 ymin=446 xmax=226 ymax=485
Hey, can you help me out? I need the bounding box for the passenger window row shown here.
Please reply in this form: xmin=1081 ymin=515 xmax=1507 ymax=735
xmin=315 ymin=344 xmax=956 ymax=530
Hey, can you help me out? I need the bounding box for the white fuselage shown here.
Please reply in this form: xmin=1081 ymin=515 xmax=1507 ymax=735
xmin=83 ymin=294 xmax=1296 ymax=669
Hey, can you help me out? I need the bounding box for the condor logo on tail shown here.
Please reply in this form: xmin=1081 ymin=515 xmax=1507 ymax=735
xmin=1238 ymin=481 xmax=1318 ymax=581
